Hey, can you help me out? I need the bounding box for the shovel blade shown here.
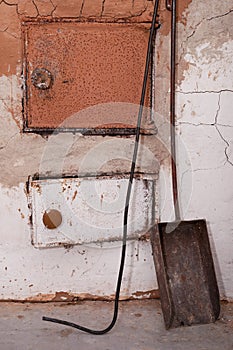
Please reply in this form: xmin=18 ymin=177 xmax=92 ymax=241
xmin=151 ymin=219 xmax=220 ymax=329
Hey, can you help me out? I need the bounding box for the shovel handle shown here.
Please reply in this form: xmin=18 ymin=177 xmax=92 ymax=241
xmin=170 ymin=0 xmax=181 ymax=221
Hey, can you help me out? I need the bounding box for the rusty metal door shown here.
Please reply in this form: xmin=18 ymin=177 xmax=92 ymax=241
xmin=23 ymin=21 xmax=151 ymax=134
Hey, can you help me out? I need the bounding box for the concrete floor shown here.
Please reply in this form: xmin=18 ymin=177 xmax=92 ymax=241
xmin=0 ymin=300 xmax=232 ymax=350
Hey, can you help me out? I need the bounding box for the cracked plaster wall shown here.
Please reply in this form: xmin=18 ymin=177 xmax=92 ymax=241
xmin=0 ymin=0 xmax=233 ymax=300
xmin=0 ymin=0 xmax=160 ymax=301
xmin=159 ymin=0 xmax=233 ymax=299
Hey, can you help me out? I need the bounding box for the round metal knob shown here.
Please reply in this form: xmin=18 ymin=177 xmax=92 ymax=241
xmin=31 ymin=68 xmax=53 ymax=90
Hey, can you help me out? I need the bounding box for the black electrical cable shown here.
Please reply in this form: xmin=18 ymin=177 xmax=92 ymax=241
xmin=42 ymin=0 xmax=161 ymax=334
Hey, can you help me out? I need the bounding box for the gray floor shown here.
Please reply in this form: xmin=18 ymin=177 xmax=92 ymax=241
xmin=0 ymin=300 xmax=232 ymax=350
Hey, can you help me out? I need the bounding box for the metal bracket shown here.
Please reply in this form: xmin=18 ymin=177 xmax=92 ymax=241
xmin=166 ymin=0 xmax=172 ymax=11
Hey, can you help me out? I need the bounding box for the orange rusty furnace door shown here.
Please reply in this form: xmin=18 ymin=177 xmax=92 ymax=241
xmin=23 ymin=21 xmax=153 ymax=134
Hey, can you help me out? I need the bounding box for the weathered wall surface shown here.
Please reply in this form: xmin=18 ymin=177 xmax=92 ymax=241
xmin=0 ymin=0 xmax=232 ymax=300
xmin=0 ymin=0 xmax=160 ymax=301
xmin=178 ymin=4 xmax=233 ymax=299
xmin=157 ymin=0 xmax=233 ymax=300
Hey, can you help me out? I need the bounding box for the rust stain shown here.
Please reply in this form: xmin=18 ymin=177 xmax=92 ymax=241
xmin=158 ymin=1 xmax=171 ymax=37
xmin=31 ymin=182 xmax=42 ymax=194
xmin=138 ymin=231 xmax=151 ymax=242
xmin=20 ymin=289 xmax=160 ymax=302
xmin=159 ymin=0 xmax=193 ymax=86
xmin=17 ymin=315 xmax=24 ymax=319
xmin=0 ymin=0 xmax=153 ymax=77
xmin=154 ymin=0 xmax=193 ymax=124
xmin=23 ymin=21 xmax=151 ymax=130
xmin=71 ymin=190 xmax=77 ymax=202
xmin=100 ymin=193 xmax=104 ymax=206
xmin=177 ymin=0 xmax=193 ymax=24
xmin=52 ymin=291 xmax=77 ymax=302
xmin=24 ymin=292 xmax=114 ymax=302
xmin=0 ymin=0 xmax=191 ymax=79
xmin=59 ymin=329 xmax=74 ymax=337
xmin=89 ymin=123 xmax=136 ymax=129
xmin=132 ymin=289 xmax=160 ymax=299
xmin=18 ymin=208 xmax=25 ymax=219
xmin=178 ymin=61 xmax=190 ymax=85
xmin=4 ymin=98 xmax=22 ymax=131
xmin=159 ymin=0 xmax=193 ymax=36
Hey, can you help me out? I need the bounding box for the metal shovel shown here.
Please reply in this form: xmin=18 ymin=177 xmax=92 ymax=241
xmin=151 ymin=0 xmax=220 ymax=329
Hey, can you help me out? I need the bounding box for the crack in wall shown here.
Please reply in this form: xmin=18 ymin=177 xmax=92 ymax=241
xmin=1 ymin=0 xmax=153 ymax=24
xmin=15 ymin=2 xmax=20 ymax=16
xmin=98 ymin=1 xmax=149 ymax=21
xmin=101 ymin=0 xmax=106 ymax=17
xmin=1 ymin=0 xmax=61 ymax=18
xmin=129 ymin=6 xmax=148 ymax=19
xmin=179 ymin=7 xmax=233 ymax=68
xmin=179 ymin=91 xmax=233 ymax=167
xmin=33 ymin=0 xmax=57 ymax=17
xmin=31 ymin=0 xmax=39 ymax=17
xmin=214 ymin=92 xmax=221 ymax=125
xmin=178 ymin=89 xmax=233 ymax=95
xmin=207 ymin=8 xmax=233 ymax=22
xmin=2 ymin=0 xmax=17 ymax=6
xmin=197 ymin=8 xmax=232 ymax=34
xmin=215 ymin=103 xmax=233 ymax=167
xmin=186 ymin=20 xmax=202 ymax=41
xmin=49 ymin=0 xmax=57 ymax=16
xmin=212 ymin=93 xmax=233 ymax=163
xmin=178 ymin=122 xmax=214 ymax=127
xmin=105 ymin=7 xmax=148 ymax=23
xmin=215 ymin=126 xmax=233 ymax=167
xmin=185 ymin=8 xmax=233 ymax=42
xmin=79 ymin=0 xmax=85 ymax=17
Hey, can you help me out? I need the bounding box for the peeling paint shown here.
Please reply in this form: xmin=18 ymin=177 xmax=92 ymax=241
xmin=132 ymin=289 xmax=160 ymax=299
xmin=0 ymin=0 xmax=154 ymax=78
xmin=28 ymin=176 xmax=156 ymax=247
xmin=138 ymin=230 xmax=150 ymax=242
xmin=158 ymin=0 xmax=193 ymax=37
xmin=17 ymin=289 xmax=160 ymax=302
xmin=0 ymin=86 xmax=160 ymax=187
xmin=0 ymin=5 xmax=20 ymax=76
